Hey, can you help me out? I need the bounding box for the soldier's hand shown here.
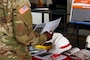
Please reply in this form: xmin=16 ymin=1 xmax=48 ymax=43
xmin=44 ymin=31 xmax=53 ymax=41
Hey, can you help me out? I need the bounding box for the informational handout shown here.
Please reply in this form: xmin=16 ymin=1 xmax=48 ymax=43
xmin=34 ymin=17 xmax=61 ymax=34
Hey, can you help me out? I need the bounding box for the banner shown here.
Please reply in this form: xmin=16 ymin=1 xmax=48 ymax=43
xmin=70 ymin=0 xmax=90 ymax=24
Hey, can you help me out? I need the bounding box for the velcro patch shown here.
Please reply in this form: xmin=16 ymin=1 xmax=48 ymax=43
xmin=18 ymin=5 xmax=30 ymax=14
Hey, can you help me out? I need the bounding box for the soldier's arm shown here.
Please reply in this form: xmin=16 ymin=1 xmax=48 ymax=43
xmin=12 ymin=0 xmax=48 ymax=46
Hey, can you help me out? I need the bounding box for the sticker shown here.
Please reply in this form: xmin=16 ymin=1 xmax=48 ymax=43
xmin=18 ymin=5 xmax=30 ymax=14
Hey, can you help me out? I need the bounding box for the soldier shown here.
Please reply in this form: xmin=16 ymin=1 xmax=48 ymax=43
xmin=0 ymin=0 xmax=53 ymax=60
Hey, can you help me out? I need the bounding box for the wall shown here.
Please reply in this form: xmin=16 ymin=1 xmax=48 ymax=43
xmin=31 ymin=12 xmax=49 ymax=24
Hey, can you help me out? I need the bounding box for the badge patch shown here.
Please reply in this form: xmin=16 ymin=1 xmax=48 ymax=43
xmin=18 ymin=5 xmax=30 ymax=14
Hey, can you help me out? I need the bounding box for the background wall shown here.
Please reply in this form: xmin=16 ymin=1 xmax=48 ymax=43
xmin=31 ymin=12 xmax=49 ymax=24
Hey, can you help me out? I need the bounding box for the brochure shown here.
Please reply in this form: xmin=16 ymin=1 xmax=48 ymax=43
xmin=34 ymin=17 xmax=61 ymax=34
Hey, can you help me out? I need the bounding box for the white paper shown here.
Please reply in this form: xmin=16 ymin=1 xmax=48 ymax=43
xmin=34 ymin=17 xmax=61 ymax=34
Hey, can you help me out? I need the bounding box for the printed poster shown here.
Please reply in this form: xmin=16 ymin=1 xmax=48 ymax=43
xmin=70 ymin=0 xmax=90 ymax=22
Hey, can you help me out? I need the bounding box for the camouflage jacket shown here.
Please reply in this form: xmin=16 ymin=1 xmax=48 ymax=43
xmin=0 ymin=0 xmax=47 ymax=60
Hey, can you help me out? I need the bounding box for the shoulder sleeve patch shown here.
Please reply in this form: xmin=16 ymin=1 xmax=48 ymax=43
xmin=18 ymin=5 xmax=30 ymax=15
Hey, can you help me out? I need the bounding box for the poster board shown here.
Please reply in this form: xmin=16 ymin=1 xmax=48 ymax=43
xmin=70 ymin=0 xmax=90 ymax=25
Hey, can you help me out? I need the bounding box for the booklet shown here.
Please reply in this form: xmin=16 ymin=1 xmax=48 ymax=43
xmin=34 ymin=17 xmax=61 ymax=34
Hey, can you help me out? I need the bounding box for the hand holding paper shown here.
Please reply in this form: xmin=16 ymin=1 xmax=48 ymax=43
xmin=44 ymin=31 xmax=53 ymax=41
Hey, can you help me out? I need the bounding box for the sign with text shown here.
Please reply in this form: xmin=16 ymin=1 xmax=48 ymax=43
xmin=70 ymin=0 xmax=90 ymax=24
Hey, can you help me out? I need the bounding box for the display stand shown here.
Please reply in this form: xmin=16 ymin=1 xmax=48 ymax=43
xmin=69 ymin=0 xmax=90 ymax=47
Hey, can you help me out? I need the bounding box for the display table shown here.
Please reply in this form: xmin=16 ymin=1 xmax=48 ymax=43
xmin=31 ymin=47 xmax=90 ymax=60
xmin=31 ymin=50 xmax=74 ymax=60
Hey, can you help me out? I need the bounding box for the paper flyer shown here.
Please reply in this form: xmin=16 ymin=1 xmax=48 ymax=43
xmin=34 ymin=17 xmax=61 ymax=34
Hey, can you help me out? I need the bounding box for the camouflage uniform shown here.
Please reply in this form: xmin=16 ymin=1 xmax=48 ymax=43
xmin=0 ymin=0 xmax=47 ymax=60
